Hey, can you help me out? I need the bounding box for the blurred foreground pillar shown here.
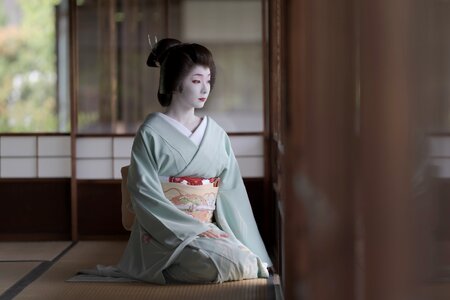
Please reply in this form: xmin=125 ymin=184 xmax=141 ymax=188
xmin=282 ymin=0 xmax=437 ymax=299
xmin=359 ymin=0 xmax=417 ymax=299
xmin=284 ymin=0 xmax=356 ymax=299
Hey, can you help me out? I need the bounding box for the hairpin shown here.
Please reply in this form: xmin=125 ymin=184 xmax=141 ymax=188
xmin=147 ymin=34 xmax=159 ymax=48
xmin=147 ymin=34 xmax=152 ymax=48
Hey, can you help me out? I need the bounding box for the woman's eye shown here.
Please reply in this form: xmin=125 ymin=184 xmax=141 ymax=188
xmin=192 ymin=80 xmax=200 ymax=84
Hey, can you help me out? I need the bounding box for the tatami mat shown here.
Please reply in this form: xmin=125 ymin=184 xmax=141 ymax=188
xmin=13 ymin=241 xmax=274 ymax=300
xmin=0 ymin=262 xmax=40 ymax=295
xmin=0 ymin=242 xmax=71 ymax=261
xmin=15 ymin=278 xmax=271 ymax=300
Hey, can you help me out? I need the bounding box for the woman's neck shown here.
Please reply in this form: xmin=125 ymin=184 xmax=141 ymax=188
xmin=164 ymin=105 xmax=201 ymax=132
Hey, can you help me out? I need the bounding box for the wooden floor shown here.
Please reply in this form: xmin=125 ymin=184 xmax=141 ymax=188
xmin=0 ymin=241 xmax=278 ymax=300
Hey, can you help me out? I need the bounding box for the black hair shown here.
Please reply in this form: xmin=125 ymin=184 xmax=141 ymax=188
xmin=147 ymin=38 xmax=216 ymax=107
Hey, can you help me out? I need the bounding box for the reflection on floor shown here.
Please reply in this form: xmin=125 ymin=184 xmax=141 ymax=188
xmin=0 ymin=241 xmax=277 ymax=300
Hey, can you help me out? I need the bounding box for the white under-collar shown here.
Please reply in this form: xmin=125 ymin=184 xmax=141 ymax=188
xmin=157 ymin=112 xmax=207 ymax=146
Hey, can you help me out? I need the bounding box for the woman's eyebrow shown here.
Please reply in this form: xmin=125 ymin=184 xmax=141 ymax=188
xmin=192 ymin=73 xmax=211 ymax=77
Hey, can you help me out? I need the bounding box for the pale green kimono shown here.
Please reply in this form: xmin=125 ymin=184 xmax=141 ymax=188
xmin=117 ymin=113 xmax=271 ymax=284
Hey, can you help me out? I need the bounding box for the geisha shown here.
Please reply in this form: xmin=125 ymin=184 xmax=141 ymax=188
xmin=96 ymin=38 xmax=272 ymax=284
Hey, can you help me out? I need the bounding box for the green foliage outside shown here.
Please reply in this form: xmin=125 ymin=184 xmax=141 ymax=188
xmin=0 ymin=0 xmax=62 ymax=132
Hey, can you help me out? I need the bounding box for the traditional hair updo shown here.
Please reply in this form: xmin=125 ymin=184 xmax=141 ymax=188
xmin=146 ymin=38 xmax=216 ymax=107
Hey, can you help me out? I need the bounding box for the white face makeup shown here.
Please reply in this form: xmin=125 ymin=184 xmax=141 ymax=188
xmin=174 ymin=65 xmax=211 ymax=110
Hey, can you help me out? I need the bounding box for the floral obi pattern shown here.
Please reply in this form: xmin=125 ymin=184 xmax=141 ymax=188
xmin=161 ymin=176 xmax=220 ymax=223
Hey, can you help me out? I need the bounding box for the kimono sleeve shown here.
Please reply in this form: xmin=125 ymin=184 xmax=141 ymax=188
xmin=127 ymin=128 xmax=209 ymax=246
xmin=215 ymin=135 xmax=273 ymax=266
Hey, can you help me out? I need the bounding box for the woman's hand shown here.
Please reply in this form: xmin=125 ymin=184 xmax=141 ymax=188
xmin=199 ymin=229 xmax=229 ymax=239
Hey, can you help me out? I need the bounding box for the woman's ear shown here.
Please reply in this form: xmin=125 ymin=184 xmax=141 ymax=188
xmin=177 ymin=84 xmax=184 ymax=94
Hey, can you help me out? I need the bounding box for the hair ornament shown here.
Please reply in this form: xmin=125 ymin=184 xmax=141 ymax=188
xmin=147 ymin=34 xmax=152 ymax=48
xmin=147 ymin=35 xmax=161 ymax=67
xmin=147 ymin=34 xmax=159 ymax=49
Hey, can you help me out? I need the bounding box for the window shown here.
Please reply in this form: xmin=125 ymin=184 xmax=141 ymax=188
xmin=0 ymin=0 xmax=70 ymax=132
xmin=176 ymin=0 xmax=264 ymax=132
xmin=76 ymin=0 xmax=263 ymax=134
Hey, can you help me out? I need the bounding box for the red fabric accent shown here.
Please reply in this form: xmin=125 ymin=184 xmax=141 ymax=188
xmin=169 ymin=176 xmax=220 ymax=187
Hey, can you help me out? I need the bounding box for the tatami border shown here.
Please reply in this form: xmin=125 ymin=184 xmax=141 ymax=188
xmin=0 ymin=242 xmax=76 ymax=300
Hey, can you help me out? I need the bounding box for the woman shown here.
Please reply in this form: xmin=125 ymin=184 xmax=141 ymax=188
xmin=117 ymin=38 xmax=271 ymax=284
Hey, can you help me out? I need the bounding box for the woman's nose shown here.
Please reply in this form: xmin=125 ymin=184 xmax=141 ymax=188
xmin=201 ymin=82 xmax=208 ymax=94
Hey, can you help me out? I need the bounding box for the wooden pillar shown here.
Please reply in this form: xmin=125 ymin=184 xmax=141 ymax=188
xmin=284 ymin=0 xmax=356 ymax=299
xmin=359 ymin=1 xmax=417 ymax=299
xmin=97 ymin=0 xmax=117 ymax=131
xmin=69 ymin=0 xmax=78 ymax=241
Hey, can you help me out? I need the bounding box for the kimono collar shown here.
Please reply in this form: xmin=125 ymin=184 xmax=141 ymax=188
xmin=143 ymin=113 xmax=211 ymax=156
